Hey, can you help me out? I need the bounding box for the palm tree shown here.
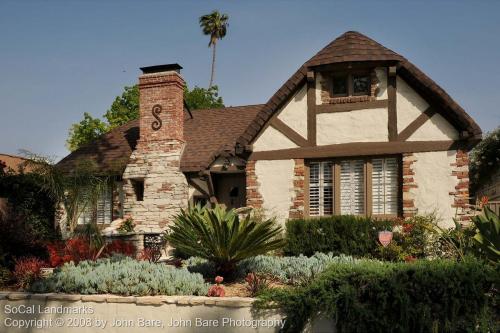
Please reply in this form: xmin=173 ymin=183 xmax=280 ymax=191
xmin=199 ymin=10 xmax=229 ymax=88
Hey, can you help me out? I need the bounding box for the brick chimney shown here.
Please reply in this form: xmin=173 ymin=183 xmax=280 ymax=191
xmin=121 ymin=64 xmax=189 ymax=231
xmin=138 ymin=64 xmax=184 ymax=143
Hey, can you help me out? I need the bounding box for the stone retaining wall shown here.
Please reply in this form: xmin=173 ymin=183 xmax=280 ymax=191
xmin=0 ymin=292 xmax=334 ymax=333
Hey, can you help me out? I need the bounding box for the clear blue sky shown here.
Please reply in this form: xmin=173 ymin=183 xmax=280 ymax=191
xmin=1 ymin=0 xmax=499 ymax=161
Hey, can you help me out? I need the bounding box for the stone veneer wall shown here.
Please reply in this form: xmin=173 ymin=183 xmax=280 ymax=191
xmin=289 ymin=159 xmax=305 ymax=219
xmin=122 ymin=141 xmax=188 ymax=231
xmin=451 ymin=149 xmax=472 ymax=221
xmin=245 ymin=160 xmax=263 ymax=209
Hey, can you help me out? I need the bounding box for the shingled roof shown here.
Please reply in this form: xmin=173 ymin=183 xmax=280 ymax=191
xmin=57 ymin=104 xmax=264 ymax=174
xmin=235 ymin=31 xmax=481 ymax=147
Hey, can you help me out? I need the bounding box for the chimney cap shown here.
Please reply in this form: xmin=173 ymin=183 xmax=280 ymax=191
xmin=140 ymin=63 xmax=182 ymax=74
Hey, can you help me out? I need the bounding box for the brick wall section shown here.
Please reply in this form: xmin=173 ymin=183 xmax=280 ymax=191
xmin=289 ymin=159 xmax=305 ymax=219
xmin=402 ymin=153 xmax=418 ymax=218
xmin=245 ymin=161 xmax=263 ymax=209
xmin=451 ymin=149 xmax=472 ymax=221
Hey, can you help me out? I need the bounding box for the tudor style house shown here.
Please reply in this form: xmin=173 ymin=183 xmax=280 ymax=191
xmin=58 ymin=31 xmax=481 ymax=232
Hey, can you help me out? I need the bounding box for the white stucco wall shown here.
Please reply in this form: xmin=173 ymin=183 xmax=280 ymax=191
xmin=408 ymin=113 xmax=459 ymax=141
xmin=316 ymin=108 xmax=388 ymax=145
xmin=396 ymin=76 xmax=429 ymax=132
xmin=253 ymin=126 xmax=298 ymax=152
xmin=412 ymin=150 xmax=458 ymax=227
xmin=255 ymin=160 xmax=295 ymax=224
xmin=277 ymin=84 xmax=308 ymax=139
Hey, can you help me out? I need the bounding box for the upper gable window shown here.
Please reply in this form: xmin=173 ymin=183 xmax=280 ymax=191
xmin=332 ymin=74 xmax=348 ymax=97
xmin=352 ymin=74 xmax=370 ymax=95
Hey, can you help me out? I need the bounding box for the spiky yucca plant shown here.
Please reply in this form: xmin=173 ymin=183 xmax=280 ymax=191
xmin=166 ymin=204 xmax=284 ymax=278
xmin=471 ymin=206 xmax=500 ymax=263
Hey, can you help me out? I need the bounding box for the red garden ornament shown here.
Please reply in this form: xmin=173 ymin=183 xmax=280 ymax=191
xmin=378 ymin=231 xmax=393 ymax=247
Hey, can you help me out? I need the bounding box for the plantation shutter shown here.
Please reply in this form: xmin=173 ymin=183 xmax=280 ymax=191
xmin=340 ymin=160 xmax=364 ymax=215
xmin=372 ymin=157 xmax=398 ymax=215
xmin=309 ymin=162 xmax=333 ymax=216
xmin=96 ymin=185 xmax=112 ymax=224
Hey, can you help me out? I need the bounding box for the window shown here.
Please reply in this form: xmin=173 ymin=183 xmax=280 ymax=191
xmin=372 ymin=157 xmax=398 ymax=215
xmin=340 ymin=160 xmax=365 ymax=215
xmin=330 ymin=72 xmax=371 ymax=97
xmin=309 ymin=162 xmax=333 ymax=216
xmin=308 ymin=157 xmax=399 ymax=217
xmin=131 ymin=179 xmax=144 ymax=201
xmin=332 ymin=75 xmax=348 ymax=96
xmin=78 ymin=185 xmax=112 ymax=225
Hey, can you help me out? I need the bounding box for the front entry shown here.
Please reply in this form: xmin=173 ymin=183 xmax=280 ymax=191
xmin=213 ymin=173 xmax=246 ymax=209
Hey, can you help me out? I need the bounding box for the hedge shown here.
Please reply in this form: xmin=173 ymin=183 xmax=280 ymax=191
xmin=284 ymin=215 xmax=393 ymax=257
xmin=256 ymin=257 xmax=499 ymax=332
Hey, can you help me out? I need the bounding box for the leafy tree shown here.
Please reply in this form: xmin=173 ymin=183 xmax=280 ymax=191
xmin=67 ymin=85 xmax=225 ymax=151
xmin=470 ymin=127 xmax=500 ymax=195
xmin=66 ymin=113 xmax=108 ymax=152
xmin=199 ymin=10 xmax=229 ymax=88
xmin=104 ymin=85 xmax=139 ymax=129
xmin=184 ymin=85 xmax=224 ymax=110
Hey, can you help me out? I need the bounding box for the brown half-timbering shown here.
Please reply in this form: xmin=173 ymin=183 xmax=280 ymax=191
xmin=397 ymin=106 xmax=438 ymax=141
xmin=250 ymin=140 xmax=462 ymax=160
xmin=187 ymin=178 xmax=210 ymax=198
xmin=304 ymin=156 xmax=401 ymax=218
xmin=387 ymin=66 xmax=398 ymax=141
xmin=307 ymin=71 xmax=316 ymax=146
xmin=205 ymin=171 xmax=218 ymax=204
xmin=270 ymin=118 xmax=309 ymax=147
xmin=316 ymin=99 xmax=388 ymax=113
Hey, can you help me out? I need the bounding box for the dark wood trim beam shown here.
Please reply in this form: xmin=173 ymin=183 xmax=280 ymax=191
xmin=270 ymin=118 xmax=309 ymax=147
xmin=249 ymin=140 xmax=462 ymax=160
xmin=316 ymin=99 xmax=388 ymax=113
xmin=205 ymin=171 xmax=218 ymax=204
xmin=387 ymin=66 xmax=398 ymax=141
xmin=187 ymin=178 xmax=210 ymax=198
xmin=397 ymin=106 xmax=437 ymax=141
xmin=307 ymin=71 xmax=316 ymax=146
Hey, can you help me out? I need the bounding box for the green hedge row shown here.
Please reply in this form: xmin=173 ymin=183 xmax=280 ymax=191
xmin=257 ymin=258 xmax=499 ymax=332
xmin=284 ymin=215 xmax=393 ymax=257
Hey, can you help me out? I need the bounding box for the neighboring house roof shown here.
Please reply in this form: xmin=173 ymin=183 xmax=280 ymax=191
xmin=57 ymin=104 xmax=265 ymax=174
xmin=236 ymin=31 xmax=482 ymax=147
xmin=0 ymin=153 xmax=30 ymax=173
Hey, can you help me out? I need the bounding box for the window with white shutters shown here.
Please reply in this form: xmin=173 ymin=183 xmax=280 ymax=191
xmin=77 ymin=184 xmax=112 ymax=224
xmin=340 ymin=160 xmax=365 ymax=215
xmin=308 ymin=156 xmax=400 ymax=217
xmin=309 ymin=161 xmax=333 ymax=216
xmin=372 ymin=157 xmax=398 ymax=215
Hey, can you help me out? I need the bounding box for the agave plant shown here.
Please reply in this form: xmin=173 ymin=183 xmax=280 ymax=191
xmin=471 ymin=206 xmax=500 ymax=263
xmin=165 ymin=204 xmax=285 ymax=278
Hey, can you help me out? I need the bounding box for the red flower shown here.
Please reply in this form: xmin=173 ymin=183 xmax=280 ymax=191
xmin=214 ymin=276 xmax=224 ymax=284
xmin=207 ymin=284 xmax=225 ymax=297
xmin=404 ymin=255 xmax=416 ymax=263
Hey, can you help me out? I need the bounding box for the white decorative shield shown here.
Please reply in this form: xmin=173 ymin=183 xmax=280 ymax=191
xmin=378 ymin=231 xmax=393 ymax=247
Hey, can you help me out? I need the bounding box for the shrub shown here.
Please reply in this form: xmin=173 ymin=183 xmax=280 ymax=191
xmin=245 ymin=272 xmax=269 ymax=297
xmin=0 ymin=266 xmax=12 ymax=287
xmin=285 ymin=215 xmax=393 ymax=257
xmin=31 ymin=256 xmax=208 ymax=296
xmin=186 ymin=253 xmax=356 ymax=285
xmin=0 ymin=213 xmax=51 ymax=269
xmin=471 ymin=206 xmax=500 ymax=263
xmin=257 ymin=257 xmax=499 ymax=332
xmin=166 ymin=204 xmax=285 ymax=278
xmin=47 ymin=238 xmax=136 ymax=267
xmin=117 ymin=216 xmax=135 ymax=233
xmin=13 ymin=257 xmax=45 ymax=289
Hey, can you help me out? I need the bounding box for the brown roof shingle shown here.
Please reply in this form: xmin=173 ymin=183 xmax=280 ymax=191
xmin=57 ymin=104 xmax=264 ymax=174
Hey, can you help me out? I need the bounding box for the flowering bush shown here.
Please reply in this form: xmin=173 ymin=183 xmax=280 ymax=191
xmin=207 ymin=276 xmax=225 ymax=297
xmin=102 ymin=240 xmax=136 ymax=258
xmin=13 ymin=257 xmax=45 ymax=289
